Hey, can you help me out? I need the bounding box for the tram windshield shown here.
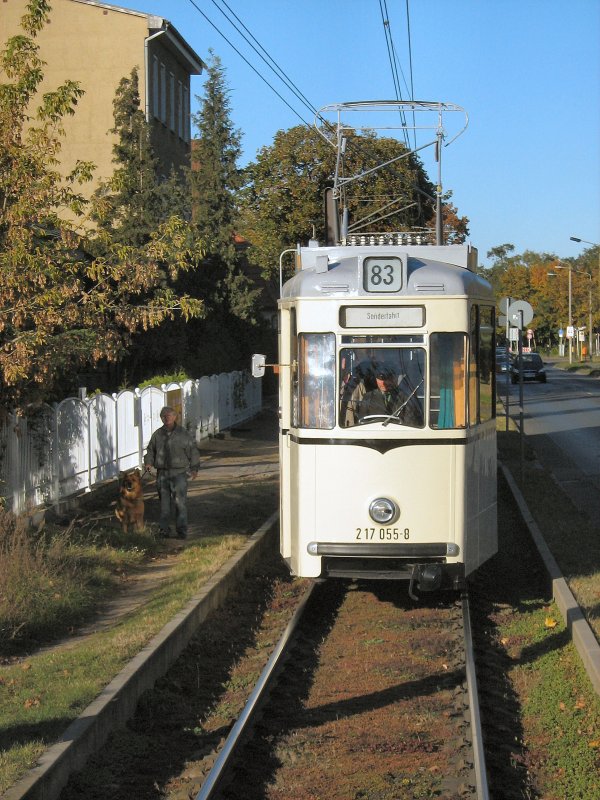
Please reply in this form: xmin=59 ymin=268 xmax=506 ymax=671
xmin=293 ymin=332 xmax=477 ymax=430
xmin=340 ymin=345 xmax=425 ymax=428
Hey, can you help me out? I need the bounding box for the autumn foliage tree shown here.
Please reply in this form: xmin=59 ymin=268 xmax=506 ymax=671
xmin=0 ymin=1 xmax=202 ymax=406
xmin=482 ymin=245 xmax=598 ymax=348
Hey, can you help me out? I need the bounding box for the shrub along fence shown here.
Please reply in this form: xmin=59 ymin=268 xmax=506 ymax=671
xmin=0 ymin=371 xmax=262 ymax=516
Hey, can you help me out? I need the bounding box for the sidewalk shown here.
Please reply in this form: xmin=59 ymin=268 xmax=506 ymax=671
xmin=40 ymin=408 xmax=280 ymax=651
xmin=142 ymin=407 xmax=280 ymax=542
xmin=546 ymin=354 xmax=600 ymax=378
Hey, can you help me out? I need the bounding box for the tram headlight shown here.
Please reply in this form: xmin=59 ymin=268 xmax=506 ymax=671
xmin=369 ymin=498 xmax=399 ymax=524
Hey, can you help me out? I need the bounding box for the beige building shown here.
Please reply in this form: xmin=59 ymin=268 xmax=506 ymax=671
xmin=2 ymin=0 xmax=205 ymax=204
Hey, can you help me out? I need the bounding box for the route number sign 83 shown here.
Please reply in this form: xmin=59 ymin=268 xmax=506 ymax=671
xmin=363 ymin=256 xmax=403 ymax=293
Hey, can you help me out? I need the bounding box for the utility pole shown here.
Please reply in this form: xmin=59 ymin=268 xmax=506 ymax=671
xmin=571 ymin=236 xmax=599 ymax=355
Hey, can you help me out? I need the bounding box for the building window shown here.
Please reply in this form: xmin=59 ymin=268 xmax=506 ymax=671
xmin=169 ymin=72 xmax=175 ymax=132
xmin=178 ymin=81 xmax=183 ymax=139
xmin=152 ymin=56 xmax=159 ymax=119
xmin=183 ymin=86 xmax=190 ymax=143
xmin=160 ymin=62 xmax=167 ymax=124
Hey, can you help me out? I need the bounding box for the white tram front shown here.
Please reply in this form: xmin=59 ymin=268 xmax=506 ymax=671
xmin=277 ymin=240 xmax=497 ymax=594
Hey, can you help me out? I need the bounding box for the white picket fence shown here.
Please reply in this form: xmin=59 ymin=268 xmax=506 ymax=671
xmin=0 ymin=371 xmax=262 ymax=515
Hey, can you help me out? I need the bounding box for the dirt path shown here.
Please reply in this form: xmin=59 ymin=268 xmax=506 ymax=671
xmin=29 ymin=410 xmax=280 ymax=658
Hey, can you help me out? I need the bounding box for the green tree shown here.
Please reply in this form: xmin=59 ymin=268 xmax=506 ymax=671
xmin=91 ymin=67 xmax=188 ymax=246
xmin=237 ymin=125 xmax=454 ymax=282
xmin=481 ymin=244 xmax=518 ymax=296
xmin=190 ymin=50 xmax=258 ymax=320
xmin=0 ymin=1 xmax=202 ymax=405
xmin=91 ymin=67 xmax=157 ymax=245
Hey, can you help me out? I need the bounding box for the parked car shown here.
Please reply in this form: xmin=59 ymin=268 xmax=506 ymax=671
xmin=495 ymin=354 xmax=512 ymax=375
xmin=510 ymin=352 xmax=547 ymax=383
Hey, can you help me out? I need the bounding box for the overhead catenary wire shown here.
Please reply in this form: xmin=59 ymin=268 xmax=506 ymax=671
xmin=405 ymin=0 xmax=417 ymax=149
xmin=378 ymin=0 xmax=418 ymax=151
xmin=378 ymin=0 xmax=410 ymax=147
xmin=186 ymin=0 xmax=431 ymax=229
xmin=187 ymin=0 xmax=419 ymax=161
xmin=185 ymin=0 xmax=313 ymax=129
xmin=208 ymin=0 xmax=325 ymax=124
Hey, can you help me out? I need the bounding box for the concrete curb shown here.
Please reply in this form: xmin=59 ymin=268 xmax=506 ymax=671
xmin=2 ymin=511 xmax=280 ymax=800
xmin=500 ymin=462 xmax=600 ymax=695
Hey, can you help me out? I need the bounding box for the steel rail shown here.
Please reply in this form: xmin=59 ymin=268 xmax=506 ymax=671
xmin=195 ymin=581 xmax=316 ymax=799
xmin=462 ymin=590 xmax=490 ymax=800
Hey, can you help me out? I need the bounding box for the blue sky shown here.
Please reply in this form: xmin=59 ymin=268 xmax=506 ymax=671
xmin=115 ymin=0 xmax=600 ymax=267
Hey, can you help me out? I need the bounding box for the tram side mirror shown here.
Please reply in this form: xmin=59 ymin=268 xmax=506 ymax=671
xmin=251 ymin=354 xmax=266 ymax=378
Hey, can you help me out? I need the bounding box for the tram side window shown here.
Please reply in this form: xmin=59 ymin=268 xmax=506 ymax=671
xmin=429 ymin=333 xmax=467 ymax=429
xmin=294 ymin=333 xmax=336 ymax=429
xmin=469 ymin=308 xmax=478 ymax=426
xmin=479 ymin=306 xmax=495 ymax=422
xmin=290 ymin=309 xmax=298 ymax=425
xmin=468 ymin=305 xmax=495 ymax=425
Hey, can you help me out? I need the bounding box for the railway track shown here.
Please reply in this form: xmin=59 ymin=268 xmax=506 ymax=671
xmin=54 ymin=467 xmax=599 ymax=800
xmin=196 ymin=582 xmax=489 ymax=800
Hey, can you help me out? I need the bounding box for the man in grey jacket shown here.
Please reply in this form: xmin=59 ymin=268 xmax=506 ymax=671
xmin=144 ymin=406 xmax=200 ymax=539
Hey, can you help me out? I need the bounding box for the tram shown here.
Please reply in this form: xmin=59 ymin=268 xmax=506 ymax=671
xmin=254 ymin=102 xmax=497 ymax=596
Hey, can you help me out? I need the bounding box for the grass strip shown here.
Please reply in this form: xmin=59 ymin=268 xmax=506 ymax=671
xmin=0 ymin=534 xmax=245 ymax=794
xmin=477 ymin=458 xmax=600 ymax=798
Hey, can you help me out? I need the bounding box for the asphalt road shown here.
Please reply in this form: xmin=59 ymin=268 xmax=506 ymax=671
xmin=500 ymin=361 xmax=600 ymax=523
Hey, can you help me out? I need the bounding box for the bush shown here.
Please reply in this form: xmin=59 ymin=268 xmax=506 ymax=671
xmin=0 ymin=511 xmax=84 ymax=646
xmin=137 ymin=368 xmax=191 ymax=389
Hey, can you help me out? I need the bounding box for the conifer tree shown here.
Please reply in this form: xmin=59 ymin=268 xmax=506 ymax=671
xmin=92 ymin=68 xmax=180 ymax=246
xmin=190 ymin=51 xmax=259 ymax=320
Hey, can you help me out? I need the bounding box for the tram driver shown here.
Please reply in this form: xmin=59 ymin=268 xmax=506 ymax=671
xmin=358 ymin=364 xmax=424 ymax=427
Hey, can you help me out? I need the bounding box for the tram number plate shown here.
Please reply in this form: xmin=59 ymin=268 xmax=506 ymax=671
xmin=363 ymin=257 xmax=403 ymax=293
xmin=356 ymin=527 xmax=410 ymax=540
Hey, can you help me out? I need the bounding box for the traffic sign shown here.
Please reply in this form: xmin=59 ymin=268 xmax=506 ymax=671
xmin=507 ymin=300 xmax=534 ymax=329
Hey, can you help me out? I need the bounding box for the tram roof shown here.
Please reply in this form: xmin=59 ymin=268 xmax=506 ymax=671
xmin=281 ymin=243 xmax=493 ymax=301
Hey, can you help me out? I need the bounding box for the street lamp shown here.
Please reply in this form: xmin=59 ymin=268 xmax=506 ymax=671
xmin=570 ymin=236 xmax=599 ymax=350
xmin=578 ymin=270 xmax=593 ymax=361
xmin=550 ymin=264 xmax=593 ymax=363
xmin=549 ymin=264 xmax=573 ymax=363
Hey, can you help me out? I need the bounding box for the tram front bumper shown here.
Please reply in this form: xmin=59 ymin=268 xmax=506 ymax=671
xmin=307 ymin=542 xmax=460 ymax=558
xmin=306 ymin=542 xmax=464 ymax=587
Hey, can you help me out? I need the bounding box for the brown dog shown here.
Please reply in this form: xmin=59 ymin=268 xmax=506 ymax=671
xmin=115 ymin=469 xmax=145 ymax=533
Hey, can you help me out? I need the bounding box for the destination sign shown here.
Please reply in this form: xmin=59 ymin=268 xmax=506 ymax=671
xmin=342 ymin=306 xmax=424 ymax=328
